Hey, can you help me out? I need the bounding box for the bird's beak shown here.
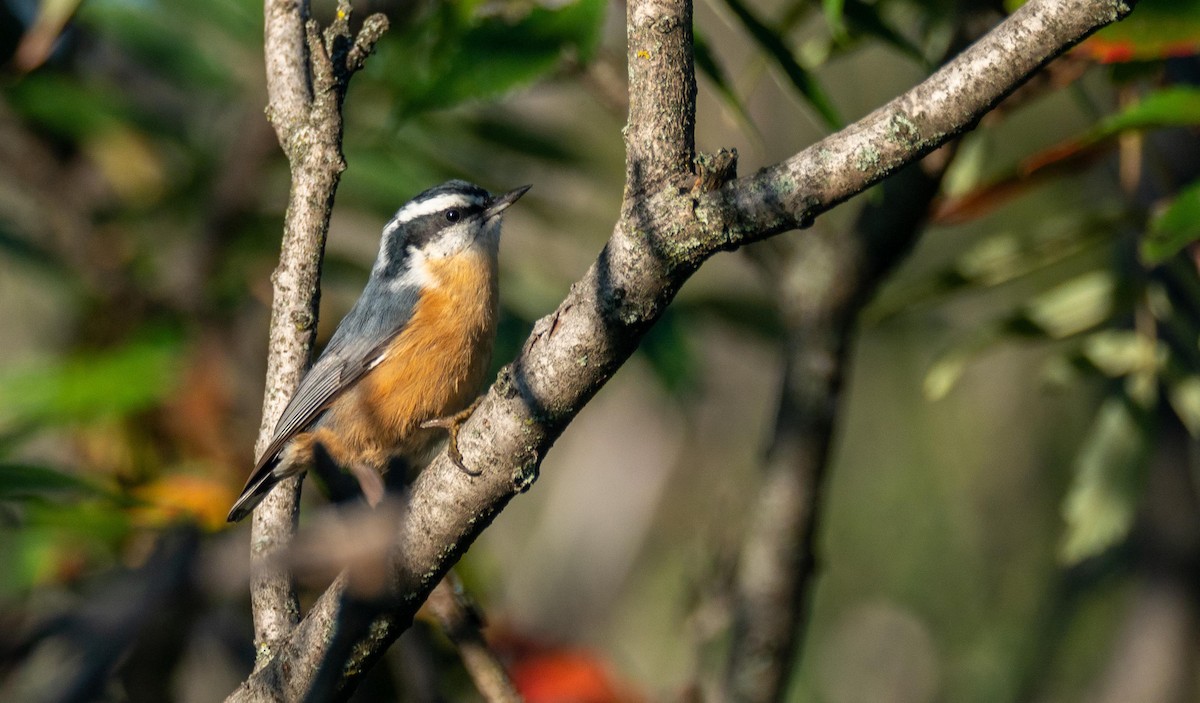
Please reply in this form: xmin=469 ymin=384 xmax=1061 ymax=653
xmin=484 ymin=184 xmax=532 ymax=220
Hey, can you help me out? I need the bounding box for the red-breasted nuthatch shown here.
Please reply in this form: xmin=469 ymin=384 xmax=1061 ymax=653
xmin=227 ymin=180 xmax=530 ymax=523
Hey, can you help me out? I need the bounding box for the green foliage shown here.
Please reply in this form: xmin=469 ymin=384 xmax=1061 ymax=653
xmin=1060 ymin=394 xmax=1150 ymax=564
xmin=910 ymin=79 xmax=1200 ymax=570
xmin=719 ymin=0 xmax=844 ymax=130
xmin=6 ymin=73 xmax=133 ymax=139
xmin=1092 ymin=87 xmax=1200 ymax=136
xmin=0 ymin=334 xmax=183 ymax=432
xmin=0 ymin=499 xmax=133 ymax=596
xmin=823 ymin=0 xmax=848 ymax=42
xmin=1142 ymin=179 xmax=1200 ymax=264
xmin=373 ymin=0 xmax=607 ymax=117
xmin=3 ymin=0 xmax=1199 ymax=697
xmin=1021 ymin=271 xmax=1116 ymax=340
xmin=0 ymin=463 xmax=111 ymax=502
xmin=77 ymin=0 xmax=240 ymax=92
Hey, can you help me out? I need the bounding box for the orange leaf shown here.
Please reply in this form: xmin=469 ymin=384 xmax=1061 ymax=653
xmin=130 ymin=473 xmax=234 ymax=531
xmin=512 ymin=651 xmax=640 ymax=703
xmin=932 ymin=140 xmax=1108 ymax=225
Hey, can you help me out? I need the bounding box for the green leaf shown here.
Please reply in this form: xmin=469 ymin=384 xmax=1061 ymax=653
xmin=1081 ymin=330 xmax=1164 ymax=378
xmin=923 ymin=324 xmax=1004 ymax=401
xmin=823 ymin=0 xmax=848 ymax=42
xmin=1093 ymin=88 xmax=1200 ymax=138
xmin=1060 ymin=395 xmax=1150 ymax=564
xmin=0 ymin=463 xmax=108 ymax=501
xmin=694 ymin=32 xmax=760 ymax=143
xmin=0 ymin=334 xmax=183 ymax=430
xmin=1142 ymin=179 xmax=1200 ymax=264
xmin=720 ymin=0 xmax=844 ymax=130
xmin=867 ymin=212 xmax=1119 ymax=325
xmin=1168 ymin=375 xmax=1200 ymax=438
xmin=1021 ymin=271 xmax=1115 ymax=339
xmin=383 ymin=0 xmax=607 ymax=116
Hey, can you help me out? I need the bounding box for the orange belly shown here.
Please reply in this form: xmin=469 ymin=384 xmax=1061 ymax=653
xmin=316 ymin=249 xmax=498 ymax=472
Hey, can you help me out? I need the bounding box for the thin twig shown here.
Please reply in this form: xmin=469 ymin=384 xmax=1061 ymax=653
xmin=426 ymin=575 xmax=524 ymax=703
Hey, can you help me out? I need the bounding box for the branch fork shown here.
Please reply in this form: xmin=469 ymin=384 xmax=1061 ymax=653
xmin=234 ymin=0 xmax=1137 ymax=698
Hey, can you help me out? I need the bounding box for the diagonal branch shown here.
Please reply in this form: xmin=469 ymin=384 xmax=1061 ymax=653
xmin=426 ymin=575 xmax=524 ymax=703
xmin=694 ymin=0 xmax=1132 ymax=244
xmin=235 ymin=0 xmax=1135 ymax=696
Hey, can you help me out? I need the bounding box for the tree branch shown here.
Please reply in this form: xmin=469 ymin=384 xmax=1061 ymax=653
xmin=725 ymin=149 xmax=953 ymax=702
xmin=236 ymin=0 xmax=1135 ymax=695
xmin=694 ymin=0 xmax=1134 ymax=245
xmin=249 ymin=0 xmax=387 ymax=675
xmin=625 ymin=0 xmax=696 ymax=194
xmin=719 ymin=6 xmax=1016 ymax=693
xmin=426 ymin=575 xmax=524 ymax=703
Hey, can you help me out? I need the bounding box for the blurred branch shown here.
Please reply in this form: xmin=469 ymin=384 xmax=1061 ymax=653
xmin=725 ymin=146 xmax=954 ymax=703
xmin=247 ymin=0 xmax=387 ymax=680
xmin=718 ymin=0 xmax=843 ymax=130
xmin=235 ymin=0 xmax=1135 ymax=696
xmin=3 ymin=529 xmax=200 ymax=703
xmin=717 ymin=6 xmax=1013 ymax=695
xmin=425 ymin=575 xmax=524 ymax=703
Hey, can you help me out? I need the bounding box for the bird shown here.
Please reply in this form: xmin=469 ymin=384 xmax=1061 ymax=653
xmin=227 ymin=180 xmax=530 ymax=523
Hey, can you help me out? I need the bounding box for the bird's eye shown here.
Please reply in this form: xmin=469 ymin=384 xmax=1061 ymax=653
xmin=445 ymin=209 xmax=461 ymax=223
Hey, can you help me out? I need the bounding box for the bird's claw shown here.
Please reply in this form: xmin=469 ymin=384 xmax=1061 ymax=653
xmin=421 ymin=398 xmax=484 ymax=476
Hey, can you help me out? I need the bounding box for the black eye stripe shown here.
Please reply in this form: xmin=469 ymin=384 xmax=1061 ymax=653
xmin=445 ymin=204 xmax=485 ymax=222
xmin=382 ymin=201 xmax=488 ymax=276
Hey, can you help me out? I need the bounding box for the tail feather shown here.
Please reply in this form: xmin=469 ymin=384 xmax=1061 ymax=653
xmin=226 ymin=463 xmax=283 ymax=523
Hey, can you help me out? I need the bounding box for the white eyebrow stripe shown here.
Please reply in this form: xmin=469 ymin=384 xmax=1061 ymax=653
xmin=390 ymin=192 xmax=484 ymax=226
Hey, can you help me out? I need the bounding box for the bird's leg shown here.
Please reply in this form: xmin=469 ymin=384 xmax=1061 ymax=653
xmin=421 ymin=397 xmax=484 ymax=476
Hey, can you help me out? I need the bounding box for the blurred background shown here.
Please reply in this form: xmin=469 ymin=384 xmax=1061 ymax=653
xmin=2 ymin=0 xmax=1200 ymax=700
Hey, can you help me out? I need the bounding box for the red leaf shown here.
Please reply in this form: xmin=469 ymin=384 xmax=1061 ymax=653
xmin=511 ymin=651 xmax=640 ymax=703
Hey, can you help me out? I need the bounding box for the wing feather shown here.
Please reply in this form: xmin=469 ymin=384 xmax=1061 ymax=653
xmin=247 ymin=277 xmax=420 ymax=476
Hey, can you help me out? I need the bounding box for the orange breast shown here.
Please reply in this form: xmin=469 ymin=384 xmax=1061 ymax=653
xmin=323 ymin=249 xmax=498 ymax=469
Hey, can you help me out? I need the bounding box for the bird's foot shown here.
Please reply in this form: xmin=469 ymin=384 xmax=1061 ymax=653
xmin=421 ymin=397 xmax=484 ymax=476
xmin=349 ymin=462 xmax=386 ymax=507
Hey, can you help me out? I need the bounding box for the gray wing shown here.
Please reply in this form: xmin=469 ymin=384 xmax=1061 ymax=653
xmin=249 ymin=278 xmax=420 ymax=474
